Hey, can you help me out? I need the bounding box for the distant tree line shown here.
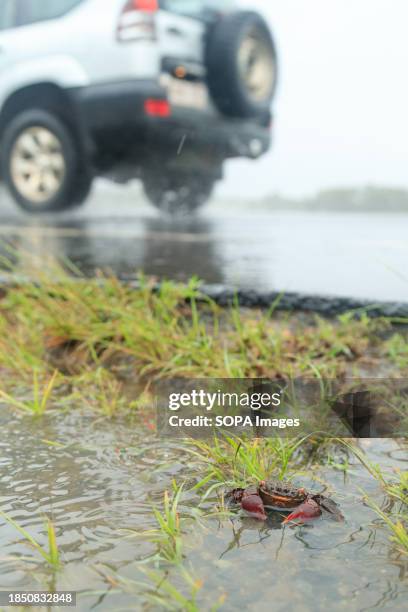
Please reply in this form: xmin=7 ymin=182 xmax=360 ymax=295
xmin=259 ymin=187 xmax=408 ymax=212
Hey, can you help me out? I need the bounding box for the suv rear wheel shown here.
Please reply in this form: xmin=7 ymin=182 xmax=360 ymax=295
xmin=142 ymin=171 xmax=216 ymax=215
xmin=1 ymin=109 xmax=92 ymax=213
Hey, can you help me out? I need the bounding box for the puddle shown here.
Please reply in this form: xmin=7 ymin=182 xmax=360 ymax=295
xmin=0 ymin=411 xmax=407 ymax=611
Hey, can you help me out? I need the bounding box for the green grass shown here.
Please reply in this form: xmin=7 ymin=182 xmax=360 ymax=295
xmin=365 ymin=497 xmax=408 ymax=555
xmin=0 ymin=510 xmax=60 ymax=568
xmin=378 ymin=468 xmax=408 ymax=555
xmin=337 ymin=440 xmax=387 ymax=485
xmin=118 ymin=483 xmax=226 ymax=610
xmin=140 ymin=568 xmax=203 ymax=611
xmin=115 ymin=565 xmax=225 ymax=612
xmin=386 ymin=333 xmax=408 ymax=369
xmin=185 ymin=434 xmax=313 ymax=505
xmin=145 ymin=484 xmax=185 ymax=565
xmin=386 ymin=469 xmax=408 ymax=506
xmin=0 ymin=369 xmax=59 ymax=415
xmin=340 ymin=441 xmax=408 ymax=556
xmin=71 ymin=367 xmax=136 ymax=417
xmin=0 ymin=265 xmax=405 ymax=417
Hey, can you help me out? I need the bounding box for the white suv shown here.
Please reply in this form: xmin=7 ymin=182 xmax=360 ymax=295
xmin=0 ymin=0 xmax=277 ymax=214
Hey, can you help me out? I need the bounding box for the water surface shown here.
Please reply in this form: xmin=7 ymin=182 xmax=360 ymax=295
xmin=0 ymin=411 xmax=407 ymax=610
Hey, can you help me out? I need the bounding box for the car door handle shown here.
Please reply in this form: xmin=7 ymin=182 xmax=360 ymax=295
xmin=166 ymin=27 xmax=184 ymax=37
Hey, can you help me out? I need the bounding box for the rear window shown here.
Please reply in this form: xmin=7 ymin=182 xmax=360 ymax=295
xmin=17 ymin=0 xmax=83 ymax=28
xmin=160 ymin=0 xmax=237 ymax=19
xmin=0 ymin=0 xmax=17 ymax=30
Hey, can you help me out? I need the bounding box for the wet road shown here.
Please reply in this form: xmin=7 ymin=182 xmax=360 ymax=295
xmin=0 ymin=182 xmax=408 ymax=303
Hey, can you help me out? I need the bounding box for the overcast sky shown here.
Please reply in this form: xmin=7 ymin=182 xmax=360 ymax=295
xmin=220 ymin=0 xmax=408 ymax=197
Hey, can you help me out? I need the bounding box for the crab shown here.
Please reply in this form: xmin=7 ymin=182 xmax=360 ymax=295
xmin=227 ymin=480 xmax=344 ymax=524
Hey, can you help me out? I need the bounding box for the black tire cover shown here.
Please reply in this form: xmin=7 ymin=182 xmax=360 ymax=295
xmin=205 ymin=11 xmax=278 ymax=119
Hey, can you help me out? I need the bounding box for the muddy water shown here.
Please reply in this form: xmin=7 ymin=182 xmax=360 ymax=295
xmin=0 ymin=410 xmax=407 ymax=611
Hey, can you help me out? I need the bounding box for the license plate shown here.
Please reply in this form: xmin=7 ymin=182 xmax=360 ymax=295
xmin=164 ymin=76 xmax=209 ymax=111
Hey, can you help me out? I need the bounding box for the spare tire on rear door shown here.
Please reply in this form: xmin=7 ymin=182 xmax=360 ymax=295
xmin=205 ymin=11 xmax=278 ymax=120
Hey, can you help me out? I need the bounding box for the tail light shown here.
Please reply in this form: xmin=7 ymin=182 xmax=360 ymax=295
xmin=117 ymin=0 xmax=159 ymax=43
xmin=133 ymin=0 xmax=158 ymax=11
xmin=144 ymin=99 xmax=171 ymax=117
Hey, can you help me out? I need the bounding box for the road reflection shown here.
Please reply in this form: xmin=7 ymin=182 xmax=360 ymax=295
xmin=0 ymin=214 xmax=227 ymax=285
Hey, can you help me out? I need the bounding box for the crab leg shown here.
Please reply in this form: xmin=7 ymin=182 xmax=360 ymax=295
xmin=283 ymin=497 xmax=322 ymax=524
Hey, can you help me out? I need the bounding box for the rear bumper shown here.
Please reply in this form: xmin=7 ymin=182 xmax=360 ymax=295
xmin=70 ymin=79 xmax=272 ymax=160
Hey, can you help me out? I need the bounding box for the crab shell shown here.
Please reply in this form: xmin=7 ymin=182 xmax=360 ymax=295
xmin=228 ymin=481 xmax=344 ymax=522
xmin=258 ymin=480 xmax=308 ymax=510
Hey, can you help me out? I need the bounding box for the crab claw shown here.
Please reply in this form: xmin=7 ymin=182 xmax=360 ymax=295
xmin=241 ymin=492 xmax=267 ymax=521
xmin=314 ymin=495 xmax=344 ymax=522
xmin=283 ymin=498 xmax=322 ymax=524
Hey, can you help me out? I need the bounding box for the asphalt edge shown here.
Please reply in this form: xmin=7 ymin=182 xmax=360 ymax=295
xmin=1 ymin=274 xmax=408 ymax=319
xmin=133 ymin=281 xmax=408 ymax=319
